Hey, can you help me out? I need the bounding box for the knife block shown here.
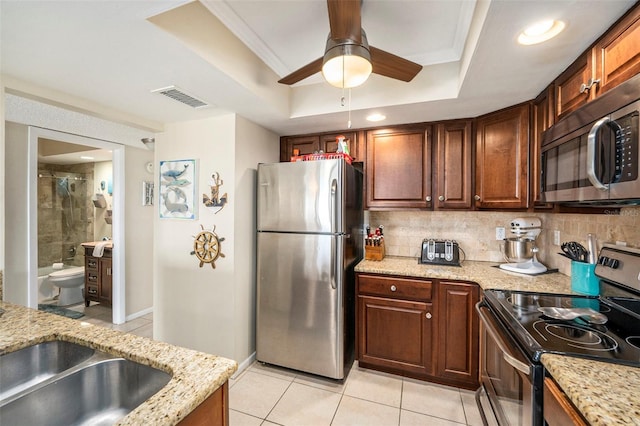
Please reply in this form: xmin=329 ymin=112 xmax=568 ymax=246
xmin=365 ymin=241 xmax=385 ymax=261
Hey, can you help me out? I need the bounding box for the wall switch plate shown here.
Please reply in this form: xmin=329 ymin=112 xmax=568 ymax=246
xmin=554 ymin=230 xmax=561 ymax=246
xmin=496 ymin=227 xmax=506 ymax=240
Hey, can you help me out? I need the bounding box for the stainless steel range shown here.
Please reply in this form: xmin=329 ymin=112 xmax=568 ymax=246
xmin=476 ymin=244 xmax=640 ymax=426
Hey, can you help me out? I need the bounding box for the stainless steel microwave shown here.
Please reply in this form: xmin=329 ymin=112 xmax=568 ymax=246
xmin=541 ymin=74 xmax=640 ymax=205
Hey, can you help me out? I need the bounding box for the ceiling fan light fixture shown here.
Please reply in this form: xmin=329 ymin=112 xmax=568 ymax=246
xmin=322 ymin=34 xmax=372 ymax=88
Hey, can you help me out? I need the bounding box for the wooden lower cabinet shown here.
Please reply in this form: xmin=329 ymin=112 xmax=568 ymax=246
xmin=84 ymin=247 xmax=112 ymax=307
xmin=356 ymin=273 xmax=479 ymax=389
xmin=543 ymin=377 xmax=587 ymax=426
xmin=178 ymin=382 xmax=229 ymax=426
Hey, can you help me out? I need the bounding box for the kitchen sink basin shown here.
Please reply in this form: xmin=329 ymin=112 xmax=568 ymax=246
xmin=0 ymin=340 xmax=95 ymax=401
xmin=0 ymin=342 xmax=172 ymax=426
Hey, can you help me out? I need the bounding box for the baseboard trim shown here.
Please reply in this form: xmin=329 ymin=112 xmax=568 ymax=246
xmin=233 ymin=352 xmax=256 ymax=379
xmin=125 ymin=306 xmax=153 ymax=322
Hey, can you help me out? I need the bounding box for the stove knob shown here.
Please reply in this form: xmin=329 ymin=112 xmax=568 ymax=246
xmin=607 ymin=258 xmax=620 ymax=269
xmin=598 ymin=256 xmax=609 ymax=265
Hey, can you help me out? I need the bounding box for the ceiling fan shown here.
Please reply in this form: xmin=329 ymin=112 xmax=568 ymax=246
xmin=278 ymin=0 xmax=423 ymax=88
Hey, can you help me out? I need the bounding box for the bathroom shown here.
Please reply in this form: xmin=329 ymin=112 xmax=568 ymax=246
xmin=37 ymin=138 xmax=113 ymax=308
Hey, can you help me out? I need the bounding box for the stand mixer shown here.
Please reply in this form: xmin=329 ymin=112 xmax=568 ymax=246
xmin=499 ymin=217 xmax=547 ymax=275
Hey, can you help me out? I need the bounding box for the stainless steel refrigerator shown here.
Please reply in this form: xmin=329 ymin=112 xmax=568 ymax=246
xmin=256 ymin=159 xmax=363 ymax=379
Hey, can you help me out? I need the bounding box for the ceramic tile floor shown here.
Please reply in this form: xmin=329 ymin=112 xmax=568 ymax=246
xmin=228 ymin=361 xmax=483 ymax=426
xmin=63 ymin=305 xmax=482 ymax=425
xmin=65 ymin=302 xmax=154 ymax=338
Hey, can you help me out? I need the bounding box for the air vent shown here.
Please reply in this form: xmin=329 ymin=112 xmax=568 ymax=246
xmin=151 ymin=86 xmax=210 ymax=109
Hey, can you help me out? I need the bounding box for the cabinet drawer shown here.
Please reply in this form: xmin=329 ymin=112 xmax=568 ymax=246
xmin=86 ymin=285 xmax=99 ymax=297
xmin=86 ymin=273 xmax=99 ymax=284
xmin=358 ymin=275 xmax=432 ymax=300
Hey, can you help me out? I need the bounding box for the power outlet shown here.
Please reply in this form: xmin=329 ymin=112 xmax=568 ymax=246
xmin=496 ymin=227 xmax=506 ymax=240
xmin=553 ymin=230 xmax=561 ymax=246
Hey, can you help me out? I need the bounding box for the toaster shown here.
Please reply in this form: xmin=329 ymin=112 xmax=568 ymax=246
xmin=419 ymin=239 xmax=462 ymax=266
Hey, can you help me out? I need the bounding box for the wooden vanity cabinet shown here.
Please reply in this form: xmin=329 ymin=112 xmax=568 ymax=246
xmin=365 ymin=125 xmax=432 ymax=209
xmin=356 ymin=273 xmax=479 ymax=389
xmin=474 ymin=103 xmax=530 ymax=210
xmin=84 ymin=247 xmax=112 ymax=307
xmin=178 ymin=382 xmax=229 ymax=426
xmin=433 ymin=120 xmax=473 ymax=210
xmin=543 ymin=377 xmax=588 ymax=426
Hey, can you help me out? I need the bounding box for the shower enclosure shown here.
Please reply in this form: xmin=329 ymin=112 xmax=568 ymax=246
xmin=37 ymin=165 xmax=94 ymax=269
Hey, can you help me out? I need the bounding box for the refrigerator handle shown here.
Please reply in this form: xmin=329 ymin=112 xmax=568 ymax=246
xmin=330 ymin=179 xmax=338 ymax=290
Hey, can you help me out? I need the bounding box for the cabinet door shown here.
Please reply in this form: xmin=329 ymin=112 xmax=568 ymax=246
xmin=320 ymin=132 xmax=358 ymax=159
xmin=531 ymin=87 xmax=554 ymax=209
xmin=435 ymin=281 xmax=479 ymax=388
xmin=543 ymin=377 xmax=588 ymax=426
xmin=554 ymin=52 xmax=595 ymax=120
xmin=593 ymin=4 xmax=640 ymax=95
xmin=280 ymin=135 xmax=320 ymax=161
xmin=366 ymin=126 xmax=432 ymax=209
xmin=475 ymin=104 xmax=529 ymax=209
xmin=434 ymin=121 xmax=472 ymax=209
xmin=99 ymin=257 xmax=113 ymax=305
xmin=358 ymin=295 xmax=433 ymax=376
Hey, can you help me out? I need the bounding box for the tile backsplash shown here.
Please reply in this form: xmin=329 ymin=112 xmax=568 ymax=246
xmin=368 ymin=206 xmax=640 ymax=276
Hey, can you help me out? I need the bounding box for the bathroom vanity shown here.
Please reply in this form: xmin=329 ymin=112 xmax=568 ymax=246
xmin=82 ymin=242 xmax=113 ymax=307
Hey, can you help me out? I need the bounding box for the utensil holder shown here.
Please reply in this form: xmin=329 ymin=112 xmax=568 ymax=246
xmin=571 ymin=261 xmax=599 ymax=295
xmin=365 ymin=241 xmax=385 ymax=261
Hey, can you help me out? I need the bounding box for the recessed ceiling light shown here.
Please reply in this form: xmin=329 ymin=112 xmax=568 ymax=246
xmin=518 ymin=19 xmax=565 ymax=45
xmin=366 ymin=113 xmax=386 ymax=122
xmin=80 ymin=156 xmax=94 ymax=160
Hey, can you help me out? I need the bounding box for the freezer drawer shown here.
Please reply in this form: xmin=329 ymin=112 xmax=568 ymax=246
xmin=256 ymin=232 xmax=345 ymax=379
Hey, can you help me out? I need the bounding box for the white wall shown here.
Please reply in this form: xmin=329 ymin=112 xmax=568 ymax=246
xmin=154 ymin=114 xmax=278 ymax=363
xmin=93 ymin=161 xmax=113 ymax=241
xmin=124 ymin=146 xmax=154 ymax=316
xmin=4 ymin=122 xmax=29 ymax=304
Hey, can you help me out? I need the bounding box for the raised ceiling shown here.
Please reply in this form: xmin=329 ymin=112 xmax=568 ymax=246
xmin=1 ymin=0 xmax=636 ymax=137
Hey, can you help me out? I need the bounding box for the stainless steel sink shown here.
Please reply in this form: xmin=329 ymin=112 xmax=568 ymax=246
xmin=0 ymin=340 xmax=95 ymax=401
xmin=0 ymin=341 xmax=171 ymax=426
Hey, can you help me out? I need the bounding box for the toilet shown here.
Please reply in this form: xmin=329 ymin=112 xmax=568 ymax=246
xmin=48 ymin=266 xmax=85 ymax=306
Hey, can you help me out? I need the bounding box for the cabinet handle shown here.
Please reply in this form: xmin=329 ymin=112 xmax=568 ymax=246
xmin=579 ymin=78 xmax=601 ymax=94
xmin=426 ymin=312 xmax=432 ymax=319
xmin=438 ymin=195 xmax=445 ymax=201
xmin=425 ymin=196 xmax=431 ymax=202
xmin=390 ymin=285 xmax=397 ymax=292
xmin=474 ymin=195 xmax=481 ymax=201
xmin=107 ymin=267 xmax=112 ymax=276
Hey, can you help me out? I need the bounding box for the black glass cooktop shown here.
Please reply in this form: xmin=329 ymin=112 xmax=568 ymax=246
xmin=484 ymin=289 xmax=640 ymax=367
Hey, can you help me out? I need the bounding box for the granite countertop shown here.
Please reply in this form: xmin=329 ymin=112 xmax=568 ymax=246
xmin=0 ymin=302 xmax=237 ymax=425
xmin=356 ymin=256 xmax=640 ymax=425
xmin=355 ymin=256 xmax=574 ymax=293
xmin=81 ymin=241 xmax=114 ymax=249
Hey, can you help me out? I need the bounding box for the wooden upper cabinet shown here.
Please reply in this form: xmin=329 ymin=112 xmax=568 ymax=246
xmin=320 ymin=131 xmax=358 ymax=159
xmin=554 ymin=52 xmax=595 ymax=120
xmin=280 ymin=135 xmax=319 ymax=161
xmin=531 ymin=86 xmax=555 ymax=208
xmin=594 ymin=3 xmax=640 ymax=95
xmin=434 ymin=120 xmax=473 ymax=210
xmin=365 ymin=126 xmax=432 ymax=209
xmin=475 ymin=104 xmax=530 ymax=209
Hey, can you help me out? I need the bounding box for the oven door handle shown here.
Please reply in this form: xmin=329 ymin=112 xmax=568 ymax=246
xmin=476 ymin=303 xmax=531 ymax=376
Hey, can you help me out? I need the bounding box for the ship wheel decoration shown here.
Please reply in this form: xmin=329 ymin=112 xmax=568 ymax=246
xmin=191 ymin=224 xmax=225 ymax=268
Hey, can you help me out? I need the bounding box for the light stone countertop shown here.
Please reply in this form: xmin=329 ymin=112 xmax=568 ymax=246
xmin=0 ymin=302 xmax=237 ymax=425
xmin=356 ymin=256 xmax=640 ymax=425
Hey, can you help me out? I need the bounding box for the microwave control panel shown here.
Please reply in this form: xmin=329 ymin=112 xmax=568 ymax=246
xmin=614 ymin=110 xmax=638 ymax=183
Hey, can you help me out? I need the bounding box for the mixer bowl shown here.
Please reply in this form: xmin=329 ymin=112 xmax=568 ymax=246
xmin=501 ymin=237 xmax=534 ymax=263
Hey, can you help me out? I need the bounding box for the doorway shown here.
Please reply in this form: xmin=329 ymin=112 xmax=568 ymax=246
xmin=28 ymin=127 xmax=125 ymax=324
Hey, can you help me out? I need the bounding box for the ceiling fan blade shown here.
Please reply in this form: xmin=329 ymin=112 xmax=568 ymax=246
xmin=278 ymin=57 xmax=324 ymax=85
xmin=369 ymin=46 xmax=423 ymax=82
xmin=327 ymin=0 xmax=361 ymax=42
